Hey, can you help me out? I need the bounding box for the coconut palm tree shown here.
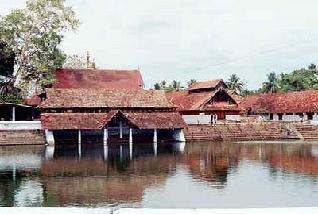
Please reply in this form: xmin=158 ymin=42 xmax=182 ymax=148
xmin=227 ymin=74 xmax=244 ymax=94
xmin=262 ymin=72 xmax=279 ymax=93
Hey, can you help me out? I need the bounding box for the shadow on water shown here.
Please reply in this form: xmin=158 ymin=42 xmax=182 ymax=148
xmin=0 ymin=141 xmax=318 ymax=207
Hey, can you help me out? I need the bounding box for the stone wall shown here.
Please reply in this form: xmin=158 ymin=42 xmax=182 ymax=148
xmin=184 ymin=123 xmax=300 ymax=142
xmin=0 ymin=130 xmax=45 ymax=145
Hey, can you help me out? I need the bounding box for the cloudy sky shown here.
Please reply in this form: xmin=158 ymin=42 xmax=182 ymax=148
xmin=1 ymin=0 xmax=318 ymax=89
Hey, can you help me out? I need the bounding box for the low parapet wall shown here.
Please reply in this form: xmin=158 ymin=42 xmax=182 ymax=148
xmin=0 ymin=121 xmax=41 ymax=130
xmin=0 ymin=130 xmax=45 ymax=145
xmin=184 ymin=123 xmax=300 ymax=142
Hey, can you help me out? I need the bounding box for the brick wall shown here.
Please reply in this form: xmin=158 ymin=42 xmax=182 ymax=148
xmin=0 ymin=130 xmax=45 ymax=145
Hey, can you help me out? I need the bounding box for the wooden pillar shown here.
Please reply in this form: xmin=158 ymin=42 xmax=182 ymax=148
xmin=153 ymin=129 xmax=158 ymax=143
xmin=103 ymin=128 xmax=108 ymax=144
xmin=12 ymin=106 xmax=16 ymax=121
xmin=119 ymin=120 xmax=123 ymax=139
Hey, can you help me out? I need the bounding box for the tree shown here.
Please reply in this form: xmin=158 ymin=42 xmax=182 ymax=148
xmin=0 ymin=42 xmax=14 ymax=77
xmin=187 ymin=79 xmax=196 ymax=87
xmin=308 ymin=63 xmax=316 ymax=71
xmin=262 ymin=72 xmax=280 ymax=93
xmin=171 ymin=80 xmax=181 ymax=90
xmin=153 ymin=80 xmax=183 ymax=92
xmin=153 ymin=81 xmax=167 ymax=90
xmin=279 ymin=68 xmax=318 ymax=92
xmin=227 ymin=74 xmax=244 ymax=94
xmin=63 ymin=54 xmax=87 ymax=69
xmin=0 ymin=0 xmax=80 ymax=95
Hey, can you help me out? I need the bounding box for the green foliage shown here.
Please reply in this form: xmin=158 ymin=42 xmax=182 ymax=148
xmin=0 ymin=82 xmax=23 ymax=104
xmin=261 ymin=72 xmax=280 ymax=93
xmin=279 ymin=68 xmax=318 ymax=92
xmin=0 ymin=42 xmax=14 ymax=77
xmin=0 ymin=0 xmax=80 ymax=94
xmin=257 ymin=64 xmax=318 ymax=94
xmin=63 ymin=54 xmax=87 ymax=69
xmin=187 ymin=79 xmax=196 ymax=87
xmin=227 ymin=74 xmax=245 ymax=95
xmin=153 ymin=80 xmax=184 ymax=92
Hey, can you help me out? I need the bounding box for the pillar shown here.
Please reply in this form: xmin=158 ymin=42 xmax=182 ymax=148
xmin=45 ymin=129 xmax=55 ymax=145
xmin=173 ymin=129 xmax=186 ymax=142
xmin=103 ymin=128 xmax=108 ymax=144
xmin=12 ymin=106 xmax=16 ymax=121
xmin=119 ymin=121 xmax=123 ymax=139
xmin=129 ymin=142 xmax=133 ymax=160
xmin=129 ymin=128 xmax=133 ymax=143
xmin=153 ymin=129 xmax=158 ymax=143
xmin=78 ymin=130 xmax=81 ymax=144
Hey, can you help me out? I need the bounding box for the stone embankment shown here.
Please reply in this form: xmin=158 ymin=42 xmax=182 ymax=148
xmin=0 ymin=130 xmax=45 ymax=145
xmin=184 ymin=122 xmax=302 ymax=142
xmin=293 ymin=124 xmax=318 ymax=140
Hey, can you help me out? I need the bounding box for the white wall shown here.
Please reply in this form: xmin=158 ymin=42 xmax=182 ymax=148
xmin=182 ymin=115 xmax=211 ymax=125
xmin=226 ymin=115 xmax=241 ymax=122
xmin=0 ymin=121 xmax=41 ymax=130
xmin=267 ymin=113 xmax=318 ymax=122
xmin=282 ymin=114 xmax=302 ymax=122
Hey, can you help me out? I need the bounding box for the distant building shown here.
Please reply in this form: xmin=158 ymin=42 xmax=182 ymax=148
xmin=166 ymin=79 xmax=242 ymax=124
xmin=239 ymin=90 xmax=318 ymax=122
xmin=53 ymin=68 xmax=144 ymax=89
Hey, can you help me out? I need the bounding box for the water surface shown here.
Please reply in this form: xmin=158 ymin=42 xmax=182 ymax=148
xmin=0 ymin=141 xmax=318 ymax=208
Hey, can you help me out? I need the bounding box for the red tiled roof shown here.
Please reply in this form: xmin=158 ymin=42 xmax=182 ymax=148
xmin=40 ymin=88 xmax=172 ymax=109
xmin=41 ymin=111 xmax=185 ymax=130
xmin=166 ymin=88 xmax=241 ymax=111
xmin=239 ymin=90 xmax=318 ymax=113
xmin=125 ymin=112 xmax=186 ymax=129
xmin=41 ymin=113 xmax=116 ymax=130
xmin=53 ymin=68 xmax=144 ymax=89
xmin=188 ymin=79 xmax=223 ymax=91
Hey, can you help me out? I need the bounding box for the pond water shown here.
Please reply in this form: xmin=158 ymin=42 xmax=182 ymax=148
xmin=0 ymin=141 xmax=318 ymax=208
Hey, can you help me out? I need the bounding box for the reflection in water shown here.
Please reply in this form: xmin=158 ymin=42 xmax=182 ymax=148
xmin=0 ymin=141 xmax=318 ymax=207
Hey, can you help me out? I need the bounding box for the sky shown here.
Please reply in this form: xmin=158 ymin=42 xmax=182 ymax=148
xmin=1 ymin=0 xmax=318 ymax=89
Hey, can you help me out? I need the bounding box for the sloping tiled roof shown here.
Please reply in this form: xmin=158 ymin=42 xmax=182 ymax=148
xmin=188 ymin=79 xmax=223 ymax=91
xmin=125 ymin=112 xmax=186 ymax=129
xmin=41 ymin=111 xmax=185 ymax=130
xmin=40 ymin=88 xmax=172 ymax=108
xmin=166 ymin=88 xmax=241 ymax=111
xmin=239 ymin=90 xmax=318 ymax=113
xmin=41 ymin=113 xmax=116 ymax=130
xmin=53 ymin=68 xmax=144 ymax=89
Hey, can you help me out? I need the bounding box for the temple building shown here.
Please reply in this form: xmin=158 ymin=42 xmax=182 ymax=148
xmin=239 ymin=90 xmax=318 ymax=122
xmin=166 ymin=79 xmax=242 ymax=124
xmin=31 ymin=68 xmax=185 ymax=145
